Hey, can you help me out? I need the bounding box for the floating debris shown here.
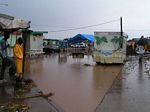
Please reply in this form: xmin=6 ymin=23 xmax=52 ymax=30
xmin=83 ymin=63 xmax=91 ymax=66
xmin=0 ymin=79 xmax=36 ymax=112
xmin=14 ymin=92 xmax=54 ymax=100
xmin=15 ymin=79 xmax=36 ymax=96
xmin=0 ymin=101 xmax=30 ymax=112
xmin=0 ymin=78 xmax=54 ymax=112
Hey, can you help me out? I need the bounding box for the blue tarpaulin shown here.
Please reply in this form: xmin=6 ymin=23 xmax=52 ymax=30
xmin=69 ymin=34 xmax=94 ymax=43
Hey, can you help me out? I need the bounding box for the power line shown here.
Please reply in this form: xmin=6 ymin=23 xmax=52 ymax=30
xmin=125 ymin=29 xmax=150 ymax=31
xmin=0 ymin=3 xmax=8 ymax=6
xmin=49 ymin=19 xmax=119 ymax=32
xmin=31 ymin=19 xmax=120 ymax=32
xmin=31 ymin=24 xmax=74 ymax=28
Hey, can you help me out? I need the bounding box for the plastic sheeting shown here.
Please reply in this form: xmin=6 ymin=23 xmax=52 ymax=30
xmin=69 ymin=34 xmax=94 ymax=44
xmin=0 ymin=13 xmax=30 ymax=29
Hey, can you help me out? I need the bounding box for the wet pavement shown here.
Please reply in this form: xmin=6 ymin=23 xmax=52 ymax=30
xmin=0 ymin=81 xmax=63 ymax=112
xmin=96 ymin=56 xmax=150 ymax=112
xmin=25 ymin=53 xmax=122 ymax=112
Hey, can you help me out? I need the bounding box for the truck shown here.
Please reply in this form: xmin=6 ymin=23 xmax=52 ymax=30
xmin=93 ymin=32 xmax=128 ymax=64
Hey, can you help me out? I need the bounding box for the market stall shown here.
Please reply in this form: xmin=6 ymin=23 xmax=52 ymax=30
xmin=0 ymin=13 xmax=30 ymax=77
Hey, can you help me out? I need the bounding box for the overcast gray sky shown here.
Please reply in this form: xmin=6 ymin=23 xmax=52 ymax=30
xmin=0 ymin=0 xmax=150 ymax=39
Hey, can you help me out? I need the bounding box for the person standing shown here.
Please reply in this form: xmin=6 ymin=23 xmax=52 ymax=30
xmin=13 ymin=37 xmax=23 ymax=81
xmin=137 ymin=35 xmax=146 ymax=46
xmin=137 ymin=35 xmax=148 ymax=54
xmin=0 ymin=31 xmax=16 ymax=83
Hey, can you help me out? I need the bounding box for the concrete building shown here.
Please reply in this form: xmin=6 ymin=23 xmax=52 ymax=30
xmin=26 ymin=31 xmax=48 ymax=56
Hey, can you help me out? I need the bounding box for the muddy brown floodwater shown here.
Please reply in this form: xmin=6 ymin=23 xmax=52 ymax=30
xmin=25 ymin=53 xmax=122 ymax=112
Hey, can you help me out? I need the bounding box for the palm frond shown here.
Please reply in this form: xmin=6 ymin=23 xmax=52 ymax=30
xmin=101 ymin=36 xmax=108 ymax=43
xmin=111 ymin=36 xmax=119 ymax=43
xmin=95 ymin=36 xmax=108 ymax=45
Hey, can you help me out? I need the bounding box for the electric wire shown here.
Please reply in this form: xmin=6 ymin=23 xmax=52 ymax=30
xmin=31 ymin=19 xmax=120 ymax=32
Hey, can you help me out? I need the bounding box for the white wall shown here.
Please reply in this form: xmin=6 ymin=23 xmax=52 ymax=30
xmin=30 ymin=35 xmax=43 ymax=51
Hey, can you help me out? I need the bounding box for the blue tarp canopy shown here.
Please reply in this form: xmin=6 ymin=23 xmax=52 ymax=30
xmin=69 ymin=34 xmax=94 ymax=44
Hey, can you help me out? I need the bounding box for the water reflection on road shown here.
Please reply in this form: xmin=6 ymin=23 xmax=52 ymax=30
xmin=95 ymin=56 xmax=150 ymax=112
xmin=25 ymin=53 xmax=122 ymax=112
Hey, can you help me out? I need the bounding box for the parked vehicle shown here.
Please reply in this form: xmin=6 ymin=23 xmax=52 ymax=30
xmin=93 ymin=32 xmax=128 ymax=64
xmin=43 ymin=45 xmax=60 ymax=53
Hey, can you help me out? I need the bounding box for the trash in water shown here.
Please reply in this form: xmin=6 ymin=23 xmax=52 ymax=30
xmin=0 ymin=101 xmax=31 ymax=112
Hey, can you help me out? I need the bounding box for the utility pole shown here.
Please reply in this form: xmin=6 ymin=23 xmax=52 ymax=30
xmin=120 ymin=16 xmax=123 ymax=36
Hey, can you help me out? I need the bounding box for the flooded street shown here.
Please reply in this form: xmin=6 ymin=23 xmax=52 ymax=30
xmin=1 ymin=2 xmax=150 ymax=112
xmin=25 ymin=53 xmax=122 ymax=112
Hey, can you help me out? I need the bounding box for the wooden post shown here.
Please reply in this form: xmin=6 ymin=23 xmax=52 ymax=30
xmin=22 ymin=30 xmax=31 ymax=80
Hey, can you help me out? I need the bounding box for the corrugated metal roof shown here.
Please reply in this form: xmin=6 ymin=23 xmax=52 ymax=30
xmin=0 ymin=13 xmax=30 ymax=30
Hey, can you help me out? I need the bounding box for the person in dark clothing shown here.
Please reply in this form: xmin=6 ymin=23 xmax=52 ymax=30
xmin=0 ymin=31 xmax=16 ymax=83
xmin=137 ymin=35 xmax=148 ymax=46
